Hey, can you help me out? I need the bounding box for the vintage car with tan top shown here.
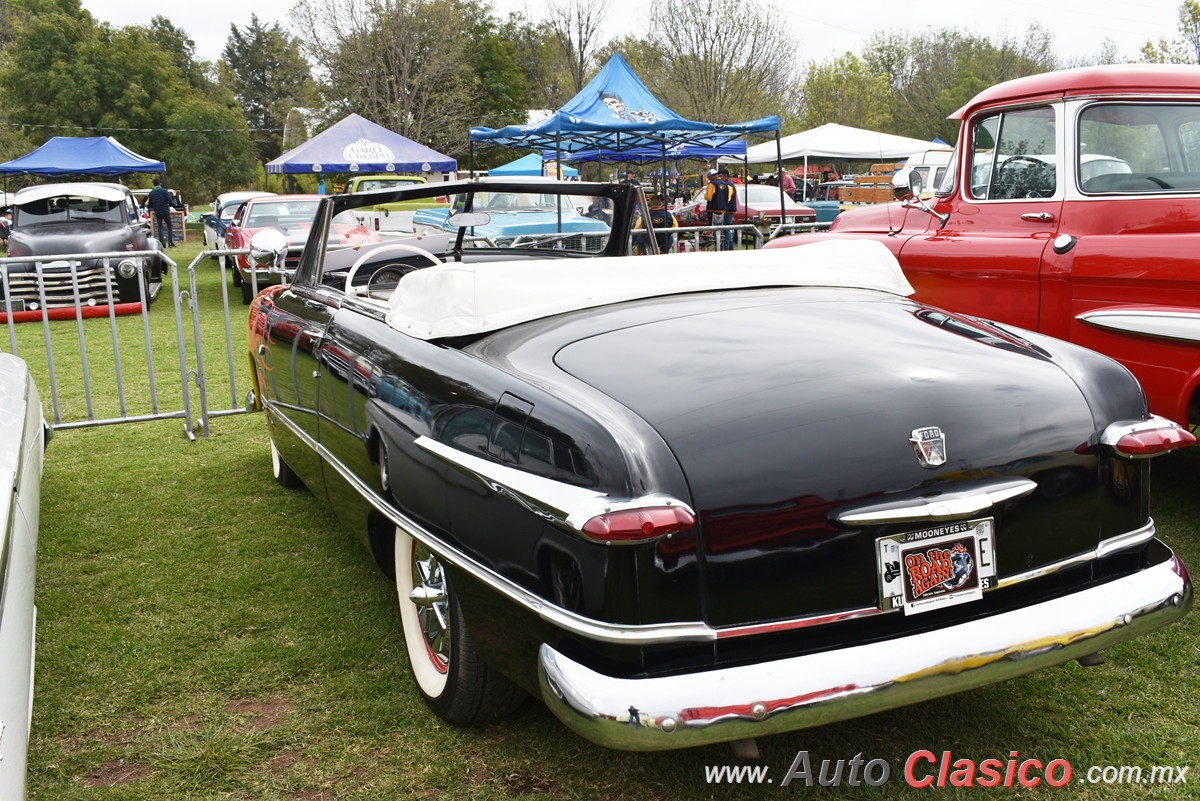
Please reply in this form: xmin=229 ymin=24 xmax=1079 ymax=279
xmin=247 ymin=178 xmax=1193 ymax=750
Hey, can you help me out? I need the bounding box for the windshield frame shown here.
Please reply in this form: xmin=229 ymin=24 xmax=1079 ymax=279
xmin=14 ymin=194 xmax=130 ymax=227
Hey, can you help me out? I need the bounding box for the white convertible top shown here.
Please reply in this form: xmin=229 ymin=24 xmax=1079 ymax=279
xmin=14 ymin=182 xmax=129 ymax=205
xmin=385 ymin=239 xmax=914 ymax=340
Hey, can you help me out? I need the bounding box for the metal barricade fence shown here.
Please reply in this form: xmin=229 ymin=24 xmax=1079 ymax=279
xmin=0 ymin=248 xmax=259 ymax=440
xmin=629 ymin=223 xmax=765 ymax=253
xmin=0 ymin=231 xmax=839 ymax=438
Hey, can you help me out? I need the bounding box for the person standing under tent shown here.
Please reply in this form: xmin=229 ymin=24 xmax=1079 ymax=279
xmin=0 ymin=207 xmax=12 ymax=251
xmin=632 ymin=195 xmax=678 ymax=255
xmin=144 ymin=177 xmax=175 ymax=247
xmin=706 ymin=169 xmax=737 ymax=251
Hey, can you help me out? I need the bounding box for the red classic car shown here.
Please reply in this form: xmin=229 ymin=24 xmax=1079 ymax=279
xmin=225 ymin=194 xmax=380 ymax=303
xmin=674 ymin=183 xmax=817 ymax=230
xmin=768 ymin=65 xmax=1200 ymax=430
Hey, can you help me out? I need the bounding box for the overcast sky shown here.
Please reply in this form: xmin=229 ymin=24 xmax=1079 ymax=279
xmin=80 ymin=0 xmax=1184 ymax=71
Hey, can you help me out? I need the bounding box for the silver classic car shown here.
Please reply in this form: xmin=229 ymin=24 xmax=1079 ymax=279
xmin=4 ymin=183 xmax=164 ymax=319
xmin=0 ymin=353 xmax=48 ymax=797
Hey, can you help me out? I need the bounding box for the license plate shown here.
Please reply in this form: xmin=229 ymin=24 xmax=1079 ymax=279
xmin=877 ymin=519 xmax=996 ymax=615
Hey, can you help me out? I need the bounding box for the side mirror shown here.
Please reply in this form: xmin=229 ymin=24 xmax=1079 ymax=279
xmin=249 ymin=228 xmax=288 ymax=271
xmin=892 ymin=167 xmax=922 ymax=201
xmin=893 ymin=167 xmax=949 ymax=231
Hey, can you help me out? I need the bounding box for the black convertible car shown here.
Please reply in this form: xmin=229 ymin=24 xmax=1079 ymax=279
xmin=248 ymin=179 xmax=1193 ymax=751
xmin=3 ymin=182 xmax=163 ymax=321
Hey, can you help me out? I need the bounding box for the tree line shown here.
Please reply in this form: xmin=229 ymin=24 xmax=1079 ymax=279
xmin=0 ymin=0 xmax=1193 ymax=202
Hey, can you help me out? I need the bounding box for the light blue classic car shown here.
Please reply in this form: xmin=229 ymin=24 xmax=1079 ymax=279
xmin=412 ymin=183 xmax=612 ymax=252
xmin=804 ymin=180 xmax=855 ymax=225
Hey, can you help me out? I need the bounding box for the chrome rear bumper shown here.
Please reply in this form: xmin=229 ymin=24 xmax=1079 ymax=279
xmin=538 ymin=548 xmax=1192 ymax=751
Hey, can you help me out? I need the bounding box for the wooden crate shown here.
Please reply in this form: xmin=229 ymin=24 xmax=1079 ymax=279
xmin=842 ymin=175 xmax=895 ymax=204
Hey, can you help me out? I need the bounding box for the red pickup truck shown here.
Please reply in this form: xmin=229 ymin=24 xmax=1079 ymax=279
xmin=768 ymin=65 xmax=1200 ymax=428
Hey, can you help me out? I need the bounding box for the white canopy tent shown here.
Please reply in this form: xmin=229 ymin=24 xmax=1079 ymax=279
xmin=724 ymin=123 xmax=945 ymax=164
xmin=719 ymin=123 xmax=946 ymax=201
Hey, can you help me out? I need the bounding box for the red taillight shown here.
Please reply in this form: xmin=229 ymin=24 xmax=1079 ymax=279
xmin=1100 ymin=417 xmax=1196 ymax=459
xmin=1113 ymin=427 xmax=1196 ymax=457
xmin=581 ymin=506 xmax=695 ymax=542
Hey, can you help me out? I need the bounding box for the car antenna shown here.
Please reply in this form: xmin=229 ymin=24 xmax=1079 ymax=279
xmin=884 ymin=137 xmax=898 ymax=236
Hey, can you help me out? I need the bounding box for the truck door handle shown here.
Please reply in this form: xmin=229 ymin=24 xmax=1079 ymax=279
xmin=1021 ymin=212 xmax=1055 ymax=222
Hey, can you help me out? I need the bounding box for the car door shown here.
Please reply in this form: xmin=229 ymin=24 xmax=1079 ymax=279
xmin=260 ymin=280 xmax=335 ymax=493
xmin=255 ymin=212 xmax=336 ymax=494
xmin=1045 ymin=98 xmax=1200 ymax=424
xmin=900 ymin=104 xmax=1065 ymax=332
xmin=225 ymin=202 xmax=248 ymax=251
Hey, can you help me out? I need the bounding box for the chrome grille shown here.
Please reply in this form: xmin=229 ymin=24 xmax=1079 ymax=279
xmin=2 ymin=262 xmax=113 ymax=309
xmin=523 ymin=234 xmax=609 ymax=253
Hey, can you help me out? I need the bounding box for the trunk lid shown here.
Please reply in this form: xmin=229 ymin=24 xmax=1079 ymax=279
xmin=554 ymin=289 xmax=1102 ymax=627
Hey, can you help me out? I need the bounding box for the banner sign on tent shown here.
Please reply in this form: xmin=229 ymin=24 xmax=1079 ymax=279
xmin=470 ymin=55 xmax=778 ymax=154
xmin=268 ymin=113 xmax=455 ymax=174
xmin=344 ymin=138 xmax=395 ymax=163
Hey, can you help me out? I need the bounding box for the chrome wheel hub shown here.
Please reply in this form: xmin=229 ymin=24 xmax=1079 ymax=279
xmin=408 ymin=544 xmax=449 ymax=671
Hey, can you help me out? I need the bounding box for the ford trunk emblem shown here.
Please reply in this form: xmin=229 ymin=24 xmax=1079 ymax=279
xmin=910 ymin=427 xmax=947 ymax=468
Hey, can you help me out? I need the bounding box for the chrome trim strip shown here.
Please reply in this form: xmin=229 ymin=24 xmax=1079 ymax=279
xmin=1097 ymin=520 xmax=1157 ymax=559
xmin=714 ymin=606 xmax=886 ymax=638
xmin=1076 ymin=309 xmax=1200 ymax=343
xmin=265 ymin=402 xmax=1165 ymax=646
xmin=996 ymin=551 xmax=1094 ymax=589
xmin=998 ymin=519 xmax=1156 ymax=588
xmin=539 ymin=553 xmax=1192 ymax=750
xmin=832 ymin=478 xmax=1036 ymax=526
xmin=414 ymin=435 xmax=695 ymax=536
xmin=265 ymin=401 xmax=714 ymax=645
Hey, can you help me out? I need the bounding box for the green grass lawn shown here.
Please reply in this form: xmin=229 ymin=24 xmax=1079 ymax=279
xmin=16 ymin=237 xmax=1200 ymax=799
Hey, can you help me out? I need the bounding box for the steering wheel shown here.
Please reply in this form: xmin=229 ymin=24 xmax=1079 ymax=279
xmin=344 ymin=242 xmax=444 ymax=297
xmin=994 ymin=155 xmax=1055 ymax=199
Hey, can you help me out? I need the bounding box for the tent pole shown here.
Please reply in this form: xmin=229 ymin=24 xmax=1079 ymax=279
xmin=469 ymin=141 xmax=475 ymax=180
xmin=804 ymin=155 xmax=809 ymax=202
xmin=661 ymin=141 xmax=667 ymax=199
xmin=617 ymin=133 xmax=622 ymax=184
xmin=556 ymin=132 xmax=563 ymax=233
xmin=775 ymin=130 xmax=786 ymax=223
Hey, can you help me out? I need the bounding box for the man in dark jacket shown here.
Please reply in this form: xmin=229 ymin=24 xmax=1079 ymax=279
xmin=0 ymin=207 xmax=12 ymax=251
xmin=144 ymin=177 xmax=175 ymax=247
xmin=633 ymin=195 xmax=678 ymax=255
xmin=705 ymin=169 xmax=738 ymax=251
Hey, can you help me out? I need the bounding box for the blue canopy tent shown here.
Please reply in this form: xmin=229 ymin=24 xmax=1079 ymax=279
xmin=490 ymin=152 xmax=578 ymax=177
xmin=0 ymin=136 xmax=165 ymax=175
xmin=470 ymin=54 xmax=783 ymax=203
xmin=547 ymin=137 xmax=748 ymax=164
xmin=266 ymin=113 xmax=456 ymax=192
